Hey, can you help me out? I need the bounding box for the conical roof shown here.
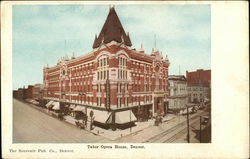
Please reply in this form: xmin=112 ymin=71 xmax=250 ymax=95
xmin=92 ymin=7 xmax=132 ymax=49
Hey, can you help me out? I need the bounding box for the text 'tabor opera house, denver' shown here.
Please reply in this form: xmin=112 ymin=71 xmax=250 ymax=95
xmin=43 ymin=7 xmax=170 ymax=129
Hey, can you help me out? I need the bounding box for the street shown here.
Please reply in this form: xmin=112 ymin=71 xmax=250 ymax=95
xmin=13 ymin=99 xmax=111 ymax=143
xmin=13 ymin=99 xmax=210 ymax=143
xmin=114 ymin=109 xmax=210 ymax=143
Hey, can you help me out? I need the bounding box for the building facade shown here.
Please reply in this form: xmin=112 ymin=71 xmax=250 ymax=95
xmin=43 ymin=7 xmax=170 ymax=129
xmin=33 ymin=84 xmax=44 ymax=100
xmin=168 ymin=75 xmax=188 ymax=110
xmin=187 ymin=85 xmax=209 ymax=103
xmin=16 ymin=88 xmax=25 ymax=100
xmin=186 ymin=69 xmax=211 ymax=87
xmin=186 ymin=69 xmax=211 ymax=103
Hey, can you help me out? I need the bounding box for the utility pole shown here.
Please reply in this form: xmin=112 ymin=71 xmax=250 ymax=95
xmin=187 ymin=106 xmax=190 ymax=143
xmin=130 ymin=109 xmax=132 ymax=133
xmin=200 ymin=116 xmax=202 ymax=143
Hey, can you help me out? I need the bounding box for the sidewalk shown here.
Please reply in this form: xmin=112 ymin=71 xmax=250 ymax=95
xmin=63 ymin=114 xmax=176 ymax=141
xmin=24 ymin=100 xmax=177 ymax=141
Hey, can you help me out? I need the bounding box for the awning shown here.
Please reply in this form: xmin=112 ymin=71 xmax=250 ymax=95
xmin=52 ymin=102 xmax=60 ymax=110
xmin=188 ymin=107 xmax=193 ymax=112
xmin=46 ymin=101 xmax=54 ymax=108
xmin=69 ymin=104 xmax=76 ymax=110
xmin=73 ymin=105 xmax=86 ymax=113
xmin=115 ymin=110 xmax=137 ymax=124
xmin=89 ymin=109 xmax=111 ymax=123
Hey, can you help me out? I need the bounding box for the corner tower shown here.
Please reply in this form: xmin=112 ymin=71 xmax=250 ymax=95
xmin=92 ymin=7 xmax=132 ymax=49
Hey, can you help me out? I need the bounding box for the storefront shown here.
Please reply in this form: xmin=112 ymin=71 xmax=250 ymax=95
xmin=115 ymin=110 xmax=137 ymax=129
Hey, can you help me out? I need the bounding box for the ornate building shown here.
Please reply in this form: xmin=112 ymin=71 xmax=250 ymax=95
xmin=43 ymin=7 xmax=170 ymax=129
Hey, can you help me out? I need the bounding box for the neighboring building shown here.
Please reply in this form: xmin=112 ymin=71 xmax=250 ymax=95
xmin=186 ymin=69 xmax=211 ymax=103
xmin=187 ymin=85 xmax=209 ymax=103
xmin=33 ymin=84 xmax=44 ymax=100
xmin=43 ymin=7 xmax=170 ymax=129
xmin=17 ymin=87 xmax=25 ymax=100
xmin=13 ymin=90 xmax=18 ymax=98
xmin=26 ymin=85 xmax=34 ymax=99
xmin=168 ymin=75 xmax=188 ymax=110
xmin=186 ymin=69 xmax=211 ymax=87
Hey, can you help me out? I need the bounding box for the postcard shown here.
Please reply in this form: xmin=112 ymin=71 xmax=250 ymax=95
xmin=1 ymin=1 xmax=249 ymax=158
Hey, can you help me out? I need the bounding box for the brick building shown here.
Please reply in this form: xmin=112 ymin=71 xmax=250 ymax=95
xmin=186 ymin=69 xmax=211 ymax=87
xmin=26 ymin=85 xmax=34 ymax=99
xmin=16 ymin=87 xmax=25 ymax=100
xmin=43 ymin=7 xmax=170 ymax=129
xmin=186 ymin=69 xmax=211 ymax=103
xmin=33 ymin=84 xmax=44 ymax=100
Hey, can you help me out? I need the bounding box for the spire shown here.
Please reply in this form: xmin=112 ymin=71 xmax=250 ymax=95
xmin=138 ymin=43 xmax=144 ymax=53
xmin=92 ymin=7 xmax=132 ymax=49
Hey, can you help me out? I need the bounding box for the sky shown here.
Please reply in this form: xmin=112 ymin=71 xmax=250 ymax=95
xmin=13 ymin=4 xmax=211 ymax=90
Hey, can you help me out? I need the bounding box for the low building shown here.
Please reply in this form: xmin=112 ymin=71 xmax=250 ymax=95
xmin=33 ymin=84 xmax=44 ymax=100
xmin=187 ymin=85 xmax=209 ymax=103
xmin=168 ymin=75 xmax=188 ymax=111
xmin=17 ymin=87 xmax=25 ymax=100
xmin=13 ymin=90 xmax=18 ymax=98
xmin=26 ymin=85 xmax=34 ymax=99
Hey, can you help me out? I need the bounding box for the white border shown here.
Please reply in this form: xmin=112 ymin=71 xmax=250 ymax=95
xmin=1 ymin=1 xmax=249 ymax=158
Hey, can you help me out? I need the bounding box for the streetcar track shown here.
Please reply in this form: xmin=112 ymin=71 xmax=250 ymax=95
xmin=145 ymin=112 xmax=207 ymax=143
xmin=164 ymin=120 xmax=200 ymax=143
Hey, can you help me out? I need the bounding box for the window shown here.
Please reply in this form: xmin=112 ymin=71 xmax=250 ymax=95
xmin=120 ymin=98 xmax=122 ymax=107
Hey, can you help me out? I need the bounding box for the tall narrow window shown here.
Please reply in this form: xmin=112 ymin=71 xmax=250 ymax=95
xmin=117 ymin=98 xmax=119 ymax=108
xmin=120 ymin=98 xmax=122 ymax=107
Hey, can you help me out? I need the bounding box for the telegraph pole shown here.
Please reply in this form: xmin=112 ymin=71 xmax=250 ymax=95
xmin=200 ymin=116 xmax=202 ymax=143
xmin=130 ymin=109 xmax=132 ymax=133
xmin=187 ymin=106 xmax=190 ymax=143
